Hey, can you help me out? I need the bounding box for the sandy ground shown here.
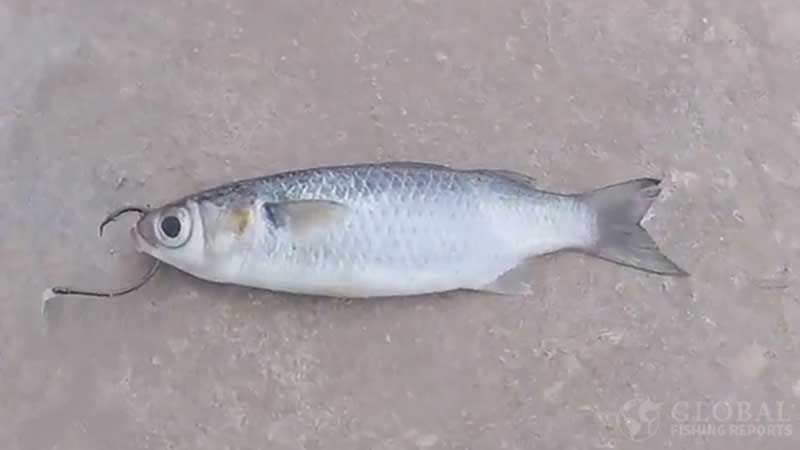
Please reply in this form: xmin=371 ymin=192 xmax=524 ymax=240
xmin=2 ymin=0 xmax=800 ymax=449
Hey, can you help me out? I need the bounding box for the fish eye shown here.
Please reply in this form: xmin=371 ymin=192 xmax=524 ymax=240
xmin=161 ymin=216 xmax=181 ymax=238
xmin=155 ymin=207 xmax=192 ymax=248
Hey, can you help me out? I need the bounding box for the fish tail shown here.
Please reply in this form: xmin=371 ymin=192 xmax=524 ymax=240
xmin=580 ymin=178 xmax=688 ymax=276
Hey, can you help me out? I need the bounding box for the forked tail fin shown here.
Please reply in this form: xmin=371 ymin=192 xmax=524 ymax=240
xmin=581 ymin=178 xmax=688 ymax=276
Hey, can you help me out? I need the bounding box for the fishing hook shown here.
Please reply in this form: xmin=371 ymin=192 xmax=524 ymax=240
xmin=43 ymin=206 xmax=160 ymax=314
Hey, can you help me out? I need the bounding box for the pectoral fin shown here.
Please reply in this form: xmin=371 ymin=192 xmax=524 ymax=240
xmin=263 ymin=200 xmax=348 ymax=238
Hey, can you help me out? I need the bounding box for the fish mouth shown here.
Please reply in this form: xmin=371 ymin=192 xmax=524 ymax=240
xmin=131 ymin=226 xmax=145 ymax=252
xmin=132 ymin=217 xmax=158 ymax=253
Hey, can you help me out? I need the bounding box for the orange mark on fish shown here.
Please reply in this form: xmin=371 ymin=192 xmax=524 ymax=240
xmin=227 ymin=207 xmax=252 ymax=235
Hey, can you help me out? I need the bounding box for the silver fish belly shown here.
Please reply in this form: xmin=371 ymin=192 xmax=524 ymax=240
xmin=132 ymin=162 xmax=686 ymax=297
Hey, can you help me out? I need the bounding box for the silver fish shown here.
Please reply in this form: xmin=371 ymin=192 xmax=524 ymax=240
xmin=125 ymin=162 xmax=686 ymax=297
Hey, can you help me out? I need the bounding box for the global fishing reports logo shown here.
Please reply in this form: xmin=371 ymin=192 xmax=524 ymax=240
xmin=605 ymin=397 xmax=662 ymax=441
xmin=603 ymin=397 xmax=795 ymax=442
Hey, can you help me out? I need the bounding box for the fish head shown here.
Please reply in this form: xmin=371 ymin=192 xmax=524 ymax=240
xmin=132 ymin=199 xmax=209 ymax=274
xmin=132 ymin=197 xmax=261 ymax=279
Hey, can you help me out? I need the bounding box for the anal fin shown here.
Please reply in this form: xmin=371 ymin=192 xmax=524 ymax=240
xmin=476 ymin=258 xmax=537 ymax=296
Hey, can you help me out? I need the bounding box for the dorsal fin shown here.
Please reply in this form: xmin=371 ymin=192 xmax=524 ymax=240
xmin=379 ymin=163 xmax=538 ymax=187
xmin=377 ymin=161 xmax=453 ymax=170
xmin=472 ymin=169 xmax=538 ymax=188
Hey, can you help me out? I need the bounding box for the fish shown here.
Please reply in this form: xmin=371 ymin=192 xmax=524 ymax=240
xmin=126 ymin=162 xmax=687 ymax=298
